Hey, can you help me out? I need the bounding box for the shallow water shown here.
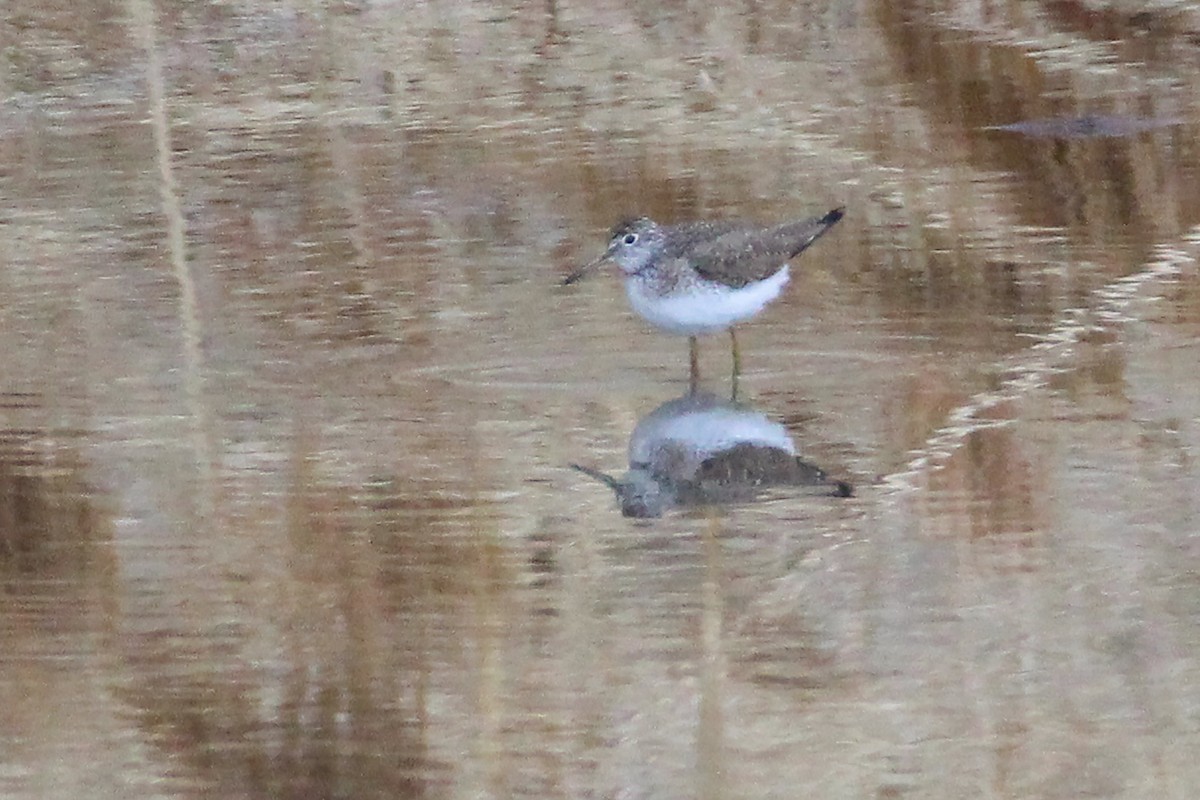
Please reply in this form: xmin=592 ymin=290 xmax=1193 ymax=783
xmin=2 ymin=1 xmax=1199 ymax=798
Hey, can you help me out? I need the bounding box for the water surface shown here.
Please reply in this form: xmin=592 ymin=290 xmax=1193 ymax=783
xmin=2 ymin=1 xmax=1199 ymax=798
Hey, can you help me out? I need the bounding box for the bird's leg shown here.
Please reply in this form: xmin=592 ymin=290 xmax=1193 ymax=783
xmin=689 ymin=336 xmax=700 ymax=392
xmin=730 ymin=327 xmax=741 ymax=401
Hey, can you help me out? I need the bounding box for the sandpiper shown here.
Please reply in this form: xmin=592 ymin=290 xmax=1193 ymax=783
xmin=563 ymin=207 xmax=844 ymax=393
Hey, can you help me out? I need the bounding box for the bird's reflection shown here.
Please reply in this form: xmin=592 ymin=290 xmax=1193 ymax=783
xmin=572 ymin=392 xmax=852 ymax=518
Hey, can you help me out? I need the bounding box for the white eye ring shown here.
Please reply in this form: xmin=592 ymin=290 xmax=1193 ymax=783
xmin=622 ymin=233 xmax=638 ymax=245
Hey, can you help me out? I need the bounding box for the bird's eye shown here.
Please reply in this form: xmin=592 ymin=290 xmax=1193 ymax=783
xmin=622 ymin=233 xmax=638 ymax=245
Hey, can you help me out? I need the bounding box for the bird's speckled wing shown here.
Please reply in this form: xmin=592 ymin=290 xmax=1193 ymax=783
xmin=689 ymin=208 xmax=844 ymax=288
xmin=657 ymin=220 xmax=748 ymax=254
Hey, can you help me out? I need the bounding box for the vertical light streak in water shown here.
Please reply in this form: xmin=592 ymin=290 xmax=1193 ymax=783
xmin=698 ymin=514 xmax=727 ymax=800
xmin=127 ymin=0 xmax=215 ymax=518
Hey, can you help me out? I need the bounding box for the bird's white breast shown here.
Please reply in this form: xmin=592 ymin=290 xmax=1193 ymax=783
xmin=624 ymin=265 xmax=790 ymax=335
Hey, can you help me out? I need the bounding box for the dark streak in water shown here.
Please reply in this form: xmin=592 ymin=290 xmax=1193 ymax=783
xmin=984 ymin=114 xmax=1184 ymax=139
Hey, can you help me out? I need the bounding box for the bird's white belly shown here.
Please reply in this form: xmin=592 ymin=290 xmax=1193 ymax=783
xmin=625 ymin=266 xmax=790 ymax=335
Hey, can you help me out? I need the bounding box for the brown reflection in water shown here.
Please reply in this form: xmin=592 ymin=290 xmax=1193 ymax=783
xmin=727 ymin=594 xmax=842 ymax=692
xmin=875 ymin=0 xmax=1198 ymax=244
xmin=926 ymin=425 xmax=1043 ymax=551
xmin=0 ymin=427 xmax=109 ymax=579
xmin=0 ymin=424 xmax=122 ymax=796
xmin=884 ymin=365 xmax=971 ymax=462
xmin=886 ymin=367 xmax=1045 ymax=565
xmin=0 ymin=1 xmax=129 ymax=78
xmin=117 ymin=473 xmax=460 ymax=799
xmin=121 ymin=644 xmax=440 ymax=800
xmin=1046 ymin=326 xmax=1131 ymax=414
xmin=1038 ymin=0 xmax=1200 ymax=62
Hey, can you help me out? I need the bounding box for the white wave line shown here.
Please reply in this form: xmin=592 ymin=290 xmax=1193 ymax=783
xmin=883 ymin=227 xmax=1200 ymax=494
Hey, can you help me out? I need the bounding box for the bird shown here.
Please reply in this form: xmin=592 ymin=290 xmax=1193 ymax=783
xmin=563 ymin=207 xmax=844 ymax=394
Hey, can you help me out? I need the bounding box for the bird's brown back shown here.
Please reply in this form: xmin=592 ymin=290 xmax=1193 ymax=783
xmin=686 ymin=207 xmax=845 ymax=288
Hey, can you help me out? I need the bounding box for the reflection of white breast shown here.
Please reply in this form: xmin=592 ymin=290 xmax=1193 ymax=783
xmin=630 ymin=398 xmax=795 ymax=476
xmin=624 ymin=265 xmax=789 ymax=335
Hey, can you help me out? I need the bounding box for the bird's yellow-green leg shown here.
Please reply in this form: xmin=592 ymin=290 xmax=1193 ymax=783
xmin=730 ymin=327 xmax=741 ymax=400
xmin=689 ymin=336 xmax=700 ymax=392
